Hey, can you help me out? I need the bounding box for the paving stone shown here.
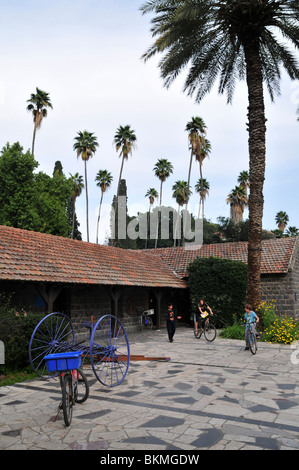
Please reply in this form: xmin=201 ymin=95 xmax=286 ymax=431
xmin=191 ymin=428 xmax=222 ymax=448
xmin=1 ymin=328 xmax=299 ymax=450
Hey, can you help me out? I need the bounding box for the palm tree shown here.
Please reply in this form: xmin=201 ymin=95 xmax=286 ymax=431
xmin=196 ymin=139 xmax=211 ymax=216
xmin=185 ymin=117 xmax=207 ymax=210
xmin=73 ymin=131 xmax=99 ymax=242
xmin=172 ymin=180 xmax=190 ymax=245
xmin=69 ymin=173 xmax=84 ymax=239
xmin=286 ymin=226 xmax=299 ymax=237
xmin=145 ymin=187 xmax=159 ymax=210
xmin=195 ymin=178 xmax=210 ymax=219
xmin=95 ymin=170 xmax=113 ymax=244
xmin=26 ymin=87 xmax=53 ymax=156
xmin=153 ymin=158 xmax=174 ymax=206
xmin=153 ymin=158 xmax=174 ymax=248
xmin=114 ymin=125 xmax=137 ymax=200
xmin=141 ymin=0 xmax=299 ymax=308
xmin=145 ymin=188 xmax=159 ymax=248
xmin=227 ymin=185 xmax=248 ymax=224
xmin=238 ymin=171 xmax=250 ymax=197
xmin=275 ymin=211 xmax=289 ymax=233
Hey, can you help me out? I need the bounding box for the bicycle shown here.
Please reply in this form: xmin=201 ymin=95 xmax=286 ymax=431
xmin=194 ymin=314 xmax=217 ymax=342
xmin=44 ymin=351 xmax=89 ymax=427
xmin=138 ymin=309 xmax=154 ymax=331
xmin=247 ymin=321 xmax=258 ymax=355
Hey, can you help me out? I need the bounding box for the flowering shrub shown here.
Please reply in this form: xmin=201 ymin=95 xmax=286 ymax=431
xmin=220 ymin=300 xmax=299 ymax=344
xmin=258 ymin=300 xmax=299 ymax=345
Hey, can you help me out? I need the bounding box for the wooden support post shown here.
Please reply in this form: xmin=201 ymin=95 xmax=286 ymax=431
xmin=154 ymin=289 xmax=163 ymax=330
xmin=37 ymin=285 xmax=63 ymax=313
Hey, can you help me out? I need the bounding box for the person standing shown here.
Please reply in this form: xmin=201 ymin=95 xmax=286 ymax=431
xmin=244 ymin=304 xmax=260 ymax=350
xmin=166 ymin=303 xmax=181 ymax=342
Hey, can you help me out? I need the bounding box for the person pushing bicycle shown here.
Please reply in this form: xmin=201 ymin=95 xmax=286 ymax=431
xmin=244 ymin=303 xmax=260 ymax=350
xmin=194 ymin=299 xmax=213 ymax=337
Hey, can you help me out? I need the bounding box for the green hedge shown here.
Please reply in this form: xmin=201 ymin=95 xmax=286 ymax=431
xmin=188 ymin=256 xmax=247 ymax=328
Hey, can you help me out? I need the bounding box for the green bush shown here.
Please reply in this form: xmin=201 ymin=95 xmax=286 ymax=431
xmin=0 ymin=294 xmax=44 ymax=371
xmin=219 ymin=318 xmax=245 ymax=340
xmin=258 ymin=301 xmax=299 ymax=344
xmin=188 ymin=256 xmax=247 ymax=328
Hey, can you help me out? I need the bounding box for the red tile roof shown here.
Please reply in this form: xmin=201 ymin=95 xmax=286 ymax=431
xmin=147 ymin=237 xmax=298 ymax=278
xmin=0 ymin=225 xmax=187 ymax=288
xmin=0 ymin=226 xmax=297 ymax=288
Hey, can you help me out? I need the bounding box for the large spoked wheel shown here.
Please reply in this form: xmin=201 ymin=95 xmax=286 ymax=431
xmin=204 ymin=323 xmax=217 ymax=342
xmin=249 ymin=331 xmax=257 ymax=355
xmin=29 ymin=312 xmax=75 ymax=377
xmin=90 ymin=314 xmax=130 ymax=387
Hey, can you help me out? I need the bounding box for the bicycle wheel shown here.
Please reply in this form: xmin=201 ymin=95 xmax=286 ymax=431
xmin=29 ymin=312 xmax=75 ymax=378
xmin=90 ymin=314 xmax=130 ymax=387
xmin=146 ymin=316 xmax=153 ymax=329
xmin=74 ymin=367 xmax=89 ymax=404
xmin=194 ymin=329 xmax=202 ymax=339
xmin=62 ymin=373 xmax=73 ymax=427
xmin=249 ymin=331 xmax=257 ymax=355
xmin=204 ymin=323 xmax=217 ymax=342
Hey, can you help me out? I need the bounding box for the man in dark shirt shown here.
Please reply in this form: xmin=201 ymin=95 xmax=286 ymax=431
xmin=166 ymin=303 xmax=181 ymax=342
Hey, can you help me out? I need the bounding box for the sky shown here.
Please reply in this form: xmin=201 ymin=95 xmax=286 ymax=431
xmin=0 ymin=0 xmax=298 ymax=244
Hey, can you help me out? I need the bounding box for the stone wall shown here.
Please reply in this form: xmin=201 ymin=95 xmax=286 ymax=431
xmin=70 ymin=285 xmax=150 ymax=340
xmin=261 ymin=244 xmax=299 ymax=319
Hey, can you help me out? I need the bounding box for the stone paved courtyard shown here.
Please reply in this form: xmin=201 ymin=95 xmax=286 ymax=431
xmin=1 ymin=327 xmax=299 ymax=451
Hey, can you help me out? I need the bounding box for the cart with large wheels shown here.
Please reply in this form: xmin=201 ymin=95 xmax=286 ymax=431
xmin=29 ymin=312 xmax=130 ymax=387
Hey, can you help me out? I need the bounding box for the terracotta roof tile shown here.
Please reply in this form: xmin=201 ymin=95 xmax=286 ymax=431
xmin=0 ymin=225 xmax=186 ymax=289
xmin=147 ymin=237 xmax=298 ymax=278
xmin=0 ymin=226 xmax=297 ymax=288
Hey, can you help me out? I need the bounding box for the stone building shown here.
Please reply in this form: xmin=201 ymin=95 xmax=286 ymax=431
xmin=0 ymin=225 xmax=298 ymax=336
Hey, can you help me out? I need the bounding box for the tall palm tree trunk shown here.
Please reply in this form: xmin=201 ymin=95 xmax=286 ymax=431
xmin=155 ymin=180 xmax=163 ymax=249
xmin=245 ymin=42 xmax=267 ymax=309
xmin=96 ymin=192 xmax=104 ymax=244
xmin=84 ymin=160 xmax=89 ymax=242
xmin=185 ymin=149 xmax=193 ymax=211
xmin=32 ymin=125 xmax=37 ymax=156
xmin=71 ymin=197 xmax=76 ymax=239
xmin=117 ymin=155 xmax=125 ymax=200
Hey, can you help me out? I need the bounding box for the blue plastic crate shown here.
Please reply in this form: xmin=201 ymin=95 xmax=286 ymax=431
xmin=44 ymin=351 xmax=83 ymax=372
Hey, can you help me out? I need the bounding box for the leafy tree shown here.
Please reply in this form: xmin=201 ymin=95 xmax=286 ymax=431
xmin=141 ymin=0 xmax=299 ymax=308
xmin=26 ymin=87 xmax=53 ymax=156
xmin=0 ymin=143 xmax=74 ymax=237
xmin=73 ymin=130 xmax=99 ymax=242
xmin=33 ymin=170 xmax=73 ymax=237
xmin=0 ymin=142 xmax=38 ymax=229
